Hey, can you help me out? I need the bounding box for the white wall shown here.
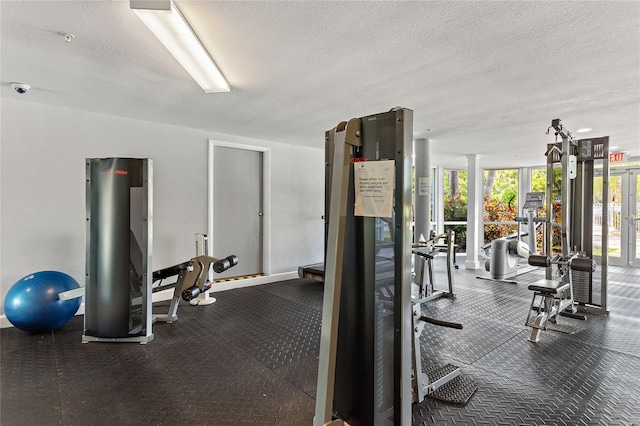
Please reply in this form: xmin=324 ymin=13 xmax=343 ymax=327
xmin=0 ymin=99 xmax=325 ymax=316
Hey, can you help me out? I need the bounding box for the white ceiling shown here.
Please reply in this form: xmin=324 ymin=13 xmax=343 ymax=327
xmin=1 ymin=1 xmax=639 ymax=168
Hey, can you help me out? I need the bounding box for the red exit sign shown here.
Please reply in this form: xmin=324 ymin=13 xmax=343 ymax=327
xmin=610 ymin=152 xmax=625 ymax=163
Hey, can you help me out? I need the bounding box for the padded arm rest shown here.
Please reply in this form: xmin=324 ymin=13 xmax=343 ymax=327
xmin=528 ymin=255 xmax=550 ymax=267
xmin=570 ymin=257 xmax=596 ymax=272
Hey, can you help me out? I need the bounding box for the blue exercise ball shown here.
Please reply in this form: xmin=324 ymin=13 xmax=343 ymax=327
xmin=4 ymin=271 xmax=81 ymax=333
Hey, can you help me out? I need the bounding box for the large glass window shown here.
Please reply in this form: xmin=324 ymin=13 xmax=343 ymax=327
xmin=531 ymin=167 xmax=546 ymax=193
xmin=443 ymin=169 xmax=467 ymax=250
xmin=531 ymin=166 xmax=567 ymax=254
xmin=483 ymin=169 xmax=518 ymax=244
xmin=531 ymin=167 xmax=549 ymax=253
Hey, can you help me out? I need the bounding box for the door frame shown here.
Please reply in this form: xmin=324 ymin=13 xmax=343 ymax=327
xmin=207 ymin=140 xmax=271 ymax=275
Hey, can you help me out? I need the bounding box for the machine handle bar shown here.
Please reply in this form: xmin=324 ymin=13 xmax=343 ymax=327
xmin=420 ymin=316 xmax=463 ymax=330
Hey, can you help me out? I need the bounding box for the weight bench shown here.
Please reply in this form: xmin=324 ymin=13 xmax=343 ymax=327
xmin=524 ymin=255 xmax=593 ymax=342
xmin=525 ymin=279 xmax=573 ymax=342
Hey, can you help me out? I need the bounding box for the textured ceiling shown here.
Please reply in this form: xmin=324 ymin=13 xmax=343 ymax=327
xmin=1 ymin=1 xmax=639 ymax=168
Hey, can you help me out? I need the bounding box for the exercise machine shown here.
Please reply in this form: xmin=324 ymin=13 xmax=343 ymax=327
xmin=480 ymin=192 xmax=545 ymax=283
xmin=516 ymin=192 xmax=545 ymax=254
xmin=314 ymin=108 xmax=474 ymax=426
xmin=412 ymin=230 xmax=456 ymax=302
xmin=523 ymin=119 xmax=609 ymax=342
xmin=84 ymin=158 xmax=154 ymax=343
xmin=410 ymin=303 xmax=476 ymax=405
xmin=411 ymin=229 xmax=477 ymax=404
xmin=83 ymin=157 xmax=237 ymax=343
xmin=151 ymin=253 xmax=238 ymax=323
xmin=525 ymin=253 xmax=594 ymax=342
xmin=314 ymin=108 xmax=413 ymax=426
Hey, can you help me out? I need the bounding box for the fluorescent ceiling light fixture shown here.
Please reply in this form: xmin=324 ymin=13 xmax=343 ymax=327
xmin=576 ymin=128 xmax=592 ymax=133
xmin=131 ymin=0 xmax=229 ymax=93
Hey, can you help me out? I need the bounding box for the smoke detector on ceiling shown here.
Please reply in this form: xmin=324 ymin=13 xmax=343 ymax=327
xmin=59 ymin=32 xmax=75 ymax=43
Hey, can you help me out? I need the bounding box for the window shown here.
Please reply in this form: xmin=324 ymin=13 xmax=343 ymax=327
xmin=483 ymin=169 xmax=518 ymax=244
xmin=443 ymin=169 xmax=467 ymax=250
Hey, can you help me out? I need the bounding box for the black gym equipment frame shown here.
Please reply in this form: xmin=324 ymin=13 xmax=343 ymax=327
xmin=84 ymin=158 xmax=154 ymax=343
xmin=314 ymin=108 xmax=413 ymax=426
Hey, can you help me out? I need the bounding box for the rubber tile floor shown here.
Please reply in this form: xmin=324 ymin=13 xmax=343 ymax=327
xmin=2 ymin=264 xmax=639 ymax=425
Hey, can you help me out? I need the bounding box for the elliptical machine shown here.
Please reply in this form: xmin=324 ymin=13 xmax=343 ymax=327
xmin=480 ymin=192 xmax=545 ymax=283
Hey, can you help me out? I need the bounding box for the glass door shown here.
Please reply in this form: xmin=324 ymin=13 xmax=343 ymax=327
xmin=631 ymin=169 xmax=640 ymax=267
xmin=607 ymin=172 xmax=624 ymax=266
xmin=606 ymin=168 xmax=640 ymax=267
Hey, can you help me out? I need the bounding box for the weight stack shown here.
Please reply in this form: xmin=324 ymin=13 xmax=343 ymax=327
xmin=572 ymin=270 xmax=592 ymax=305
xmin=571 ymin=257 xmax=596 ymax=305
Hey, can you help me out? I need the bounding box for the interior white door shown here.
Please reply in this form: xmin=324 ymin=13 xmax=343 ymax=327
xmin=212 ymin=146 xmax=263 ymax=279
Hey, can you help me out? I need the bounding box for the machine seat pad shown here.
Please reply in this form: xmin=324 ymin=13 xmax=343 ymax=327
xmin=528 ymin=279 xmax=570 ymax=294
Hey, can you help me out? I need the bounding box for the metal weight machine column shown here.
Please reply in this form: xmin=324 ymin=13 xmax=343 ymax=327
xmin=84 ymin=158 xmax=153 ymax=343
xmin=315 ymin=108 xmax=413 ymax=426
xmin=574 ymin=136 xmax=609 ymax=314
